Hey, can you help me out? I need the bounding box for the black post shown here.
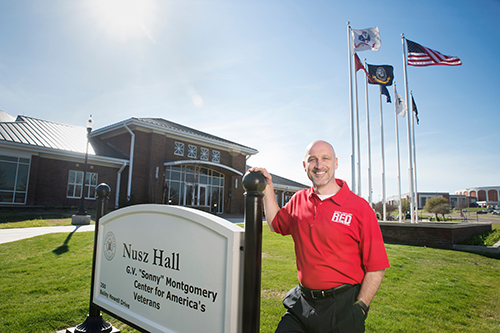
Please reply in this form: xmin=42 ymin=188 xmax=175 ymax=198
xmin=73 ymin=183 xmax=113 ymax=333
xmin=241 ymin=171 xmax=266 ymax=333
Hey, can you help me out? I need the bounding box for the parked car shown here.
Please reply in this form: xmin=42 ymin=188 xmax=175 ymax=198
xmin=477 ymin=210 xmax=488 ymax=214
xmin=493 ymin=210 xmax=500 ymax=215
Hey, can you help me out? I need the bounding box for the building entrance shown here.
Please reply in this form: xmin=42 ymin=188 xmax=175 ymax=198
xmin=164 ymin=165 xmax=224 ymax=213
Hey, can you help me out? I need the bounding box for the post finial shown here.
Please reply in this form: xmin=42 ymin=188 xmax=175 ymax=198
xmin=96 ymin=183 xmax=111 ymax=199
xmin=242 ymin=171 xmax=267 ymax=195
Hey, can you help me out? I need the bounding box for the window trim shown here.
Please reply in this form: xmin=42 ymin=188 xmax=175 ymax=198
xmin=0 ymin=154 xmax=31 ymax=205
xmin=200 ymin=147 xmax=209 ymax=161
xmin=67 ymin=170 xmax=98 ymax=200
xmin=174 ymin=142 xmax=185 ymax=156
xmin=212 ymin=150 xmax=220 ymax=163
xmin=187 ymin=145 xmax=197 ymax=159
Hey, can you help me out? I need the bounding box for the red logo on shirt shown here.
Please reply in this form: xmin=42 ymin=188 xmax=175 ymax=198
xmin=331 ymin=211 xmax=352 ymax=226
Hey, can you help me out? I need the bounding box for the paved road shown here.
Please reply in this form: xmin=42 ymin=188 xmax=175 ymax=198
xmin=449 ymin=211 xmax=500 ymax=224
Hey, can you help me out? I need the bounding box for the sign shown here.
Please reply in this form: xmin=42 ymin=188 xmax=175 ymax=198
xmin=93 ymin=205 xmax=244 ymax=332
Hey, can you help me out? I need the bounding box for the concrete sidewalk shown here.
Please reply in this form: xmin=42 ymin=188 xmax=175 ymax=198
xmin=0 ymin=225 xmax=95 ymax=245
xmin=0 ymin=215 xmax=249 ymax=245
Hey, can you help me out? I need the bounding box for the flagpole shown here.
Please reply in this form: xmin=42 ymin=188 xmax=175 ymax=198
xmin=364 ymin=58 xmax=373 ymax=207
xmin=411 ymin=91 xmax=419 ymax=223
xmin=347 ymin=22 xmax=356 ymax=193
xmin=402 ymin=34 xmax=415 ymax=224
xmin=355 ymin=55 xmax=362 ymax=197
xmin=379 ymin=89 xmax=386 ymax=221
xmin=394 ymin=83 xmax=402 ymax=223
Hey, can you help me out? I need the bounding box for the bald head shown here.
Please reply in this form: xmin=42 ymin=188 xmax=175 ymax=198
xmin=303 ymin=140 xmax=339 ymax=194
xmin=304 ymin=140 xmax=336 ymax=162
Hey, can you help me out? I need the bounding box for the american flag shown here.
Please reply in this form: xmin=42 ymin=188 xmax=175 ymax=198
xmin=406 ymin=39 xmax=462 ymax=67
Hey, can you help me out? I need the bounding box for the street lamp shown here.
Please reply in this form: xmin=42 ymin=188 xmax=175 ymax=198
xmin=76 ymin=115 xmax=94 ymax=216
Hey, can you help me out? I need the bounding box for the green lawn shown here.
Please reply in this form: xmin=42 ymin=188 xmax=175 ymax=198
xmin=0 ymin=227 xmax=499 ymax=332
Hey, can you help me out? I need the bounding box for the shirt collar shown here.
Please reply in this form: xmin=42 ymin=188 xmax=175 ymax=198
xmin=307 ymin=178 xmax=350 ymax=206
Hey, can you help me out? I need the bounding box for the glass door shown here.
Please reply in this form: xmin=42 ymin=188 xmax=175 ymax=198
xmin=198 ymin=184 xmax=207 ymax=206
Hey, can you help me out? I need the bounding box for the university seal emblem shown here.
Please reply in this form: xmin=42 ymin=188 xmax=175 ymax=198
xmin=103 ymin=231 xmax=116 ymax=261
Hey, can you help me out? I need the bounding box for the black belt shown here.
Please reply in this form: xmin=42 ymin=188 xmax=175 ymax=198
xmin=300 ymin=284 xmax=353 ymax=299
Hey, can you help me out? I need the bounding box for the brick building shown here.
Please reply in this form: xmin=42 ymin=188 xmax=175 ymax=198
xmin=0 ymin=113 xmax=308 ymax=215
xmin=91 ymin=117 xmax=258 ymax=214
xmin=455 ymin=186 xmax=500 ymax=207
xmin=388 ymin=192 xmax=450 ymax=209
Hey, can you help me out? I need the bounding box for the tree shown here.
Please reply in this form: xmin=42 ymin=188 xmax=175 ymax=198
xmin=455 ymin=197 xmax=468 ymax=211
xmin=401 ymin=198 xmax=411 ymax=215
xmin=372 ymin=201 xmax=397 ymax=220
xmin=434 ymin=203 xmax=451 ymax=220
xmin=424 ymin=197 xmax=450 ymax=221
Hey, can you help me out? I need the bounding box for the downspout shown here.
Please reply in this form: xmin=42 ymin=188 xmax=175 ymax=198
xmin=115 ymin=161 xmax=128 ymax=208
xmin=281 ymin=187 xmax=289 ymax=208
xmin=124 ymin=124 xmax=135 ymax=202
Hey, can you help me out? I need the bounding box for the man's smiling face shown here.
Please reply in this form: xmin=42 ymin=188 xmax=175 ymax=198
xmin=303 ymin=141 xmax=338 ymax=193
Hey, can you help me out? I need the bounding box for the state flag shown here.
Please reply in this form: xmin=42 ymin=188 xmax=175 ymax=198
xmin=395 ymin=89 xmax=406 ymax=117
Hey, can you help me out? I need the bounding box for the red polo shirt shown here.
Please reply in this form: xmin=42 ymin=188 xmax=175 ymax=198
xmin=272 ymin=179 xmax=390 ymax=290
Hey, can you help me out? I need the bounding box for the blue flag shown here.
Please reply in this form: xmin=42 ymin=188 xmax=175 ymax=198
xmin=380 ymin=86 xmax=391 ymax=103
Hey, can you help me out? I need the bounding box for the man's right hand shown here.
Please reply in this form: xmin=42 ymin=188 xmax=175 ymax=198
xmin=248 ymin=167 xmax=273 ymax=190
xmin=247 ymin=167 xmax=279 ymax=232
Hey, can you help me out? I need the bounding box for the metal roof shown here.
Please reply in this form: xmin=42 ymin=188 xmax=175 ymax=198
xmin=246 ymin=165 xmax=308 ymax=190
xmin=0 ymin=116 xmax=129 ymax=160
xmin=0 ymin=110 xmax=16 ymax=122
xmin=269 ymin=173 xmax=309 ymax=189
xmin=93 ymin=117 xmax=258 ymax=155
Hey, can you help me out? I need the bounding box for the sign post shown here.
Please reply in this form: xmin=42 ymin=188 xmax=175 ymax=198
xmin=241 ymin=171 xmax=266 ymax=333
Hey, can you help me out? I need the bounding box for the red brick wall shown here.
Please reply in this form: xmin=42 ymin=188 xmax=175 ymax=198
xmin=478 ymin=190 xmax=487 ymax=201
xmin=114 ymin=131 xmax=250 ymax=213
xmin=26 ymin=155 xmax=39 ymax=205
xmin=488 ymin=190 xmax=498 ymax=201
xmin=379 ymin=222 xmax=492 ymax=249
xmin=31 ymin=157 xmax=119 ymax=208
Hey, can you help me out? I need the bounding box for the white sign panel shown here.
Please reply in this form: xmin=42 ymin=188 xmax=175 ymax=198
xmin=93 ymin=205 xmax=244 ymax=333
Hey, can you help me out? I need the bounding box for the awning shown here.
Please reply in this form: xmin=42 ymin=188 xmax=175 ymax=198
xmin=163 ymin=160 xmax=243 ymax=176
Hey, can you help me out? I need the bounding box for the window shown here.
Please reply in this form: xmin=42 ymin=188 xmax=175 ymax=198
xmin=164 ymin=165 xmax=225 ymax=213
xmin=200 ymin=148 xmax=209 ymax=161
xmin=67 ymin=170 xmax=98 ymax=199
xmin=212 ymin=150 xmax=220 ymax=163
xmin=188 ymin=145 xmax=197 ymax=158
xmin=0 ymin=155 xmax=30 ymax=204
xmin=174 ymin=142 xmax=184 ymax=156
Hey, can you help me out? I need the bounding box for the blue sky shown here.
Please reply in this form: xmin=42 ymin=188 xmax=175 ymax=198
xmin=1 ymin=0 xmax=499 ymax=203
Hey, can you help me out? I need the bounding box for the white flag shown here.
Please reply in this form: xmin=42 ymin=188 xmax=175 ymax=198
xmin=395 ymin=89 xmax=406 ymax=117
xmin=352 ymin=27 xmax=381 ymax=52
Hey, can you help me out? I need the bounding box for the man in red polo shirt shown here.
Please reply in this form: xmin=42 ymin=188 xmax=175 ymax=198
xmin=250 ymin=140 xmax=389 ymax=333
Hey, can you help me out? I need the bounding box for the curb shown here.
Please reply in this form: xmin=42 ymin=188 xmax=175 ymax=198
xmin=452 ymin=244 xmax=500 ymax=258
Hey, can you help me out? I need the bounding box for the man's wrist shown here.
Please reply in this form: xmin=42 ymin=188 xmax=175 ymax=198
xmin=355 ymin=299 xmax=369 ymax=315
